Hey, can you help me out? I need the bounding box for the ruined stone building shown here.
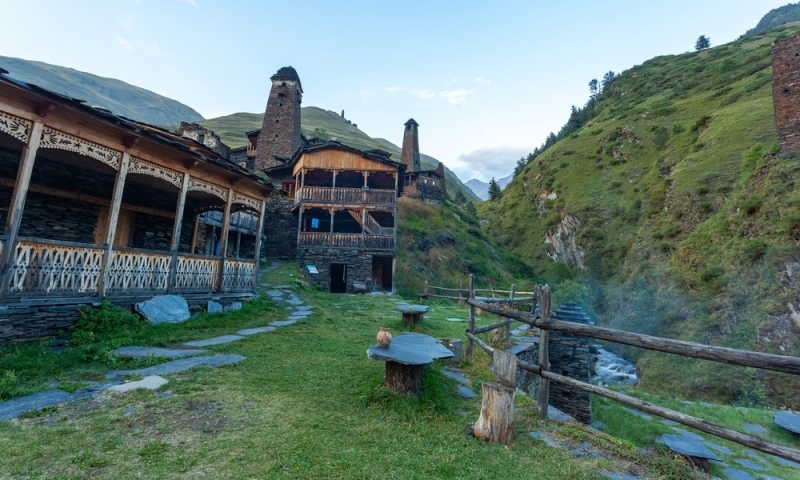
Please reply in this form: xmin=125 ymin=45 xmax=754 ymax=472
xmin=0 ymin=70 xmax=276 ymax=342
xmin=399 ymin=118 xmax=447 ymax=204
xmin=772 ymin=34 xmax=800 ymax=158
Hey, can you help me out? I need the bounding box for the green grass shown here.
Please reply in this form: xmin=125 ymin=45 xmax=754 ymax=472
xmin=0 ymin=263 xmax=696 ymax=479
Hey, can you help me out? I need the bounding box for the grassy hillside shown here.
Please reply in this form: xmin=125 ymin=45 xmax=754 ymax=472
xmin=745 ymin=7 xmax=800 ymax=37
xmin=197 ymin=107 xmax=480 ymax=202
xmin=480 ymin=25 xmax=800 ymax=407
xmin=0 ymin=56 xmax=203 ymax=126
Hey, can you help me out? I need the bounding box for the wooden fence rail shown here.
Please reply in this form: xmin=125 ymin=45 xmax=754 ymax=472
xmin=463 ymin=274 xmax=800 ymax=464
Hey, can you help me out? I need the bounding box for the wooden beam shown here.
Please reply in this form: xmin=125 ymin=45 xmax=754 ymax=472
xmin=97 ymin=152 xmax=130 ymax=297
xmin=167 ymin=173 xmax=190 ymax=293
xmin=0 ymin=121 xmax=43 ymax=296
xmin=190 ymin=214 xmax=200 ymax=254
xmin=216 ymin=188 xmax=233 ymax=292
xmin=467 ymin=273 xmax=476 ymax=358
xmin=253 ymin=198 xmax=266 ymax=294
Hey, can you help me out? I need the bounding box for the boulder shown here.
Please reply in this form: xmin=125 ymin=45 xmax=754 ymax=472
xmin=136 ymin=295 xmax=190 ymax=324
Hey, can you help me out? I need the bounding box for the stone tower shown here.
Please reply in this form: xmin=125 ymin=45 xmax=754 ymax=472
xmin=772 ymin=35 xmax=800 ymax=158
xmin=255 ymin=67 xmax=303 ymax=170
xmin=400 ymin=118 xmax=421 ymax=173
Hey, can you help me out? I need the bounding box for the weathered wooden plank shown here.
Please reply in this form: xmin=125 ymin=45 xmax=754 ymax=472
xmin=468 ymin=297 xmax=800 ymax=376
xmin=537 ymin=285 xmax=551 ymax=420
xmin=467 ymin=274 xmax=476 ymax=358
xmin=492 ymin=350 xmax=518 ymax=387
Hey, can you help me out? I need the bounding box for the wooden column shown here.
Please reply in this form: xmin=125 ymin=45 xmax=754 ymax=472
xmin=472 ymin=382 xmax=516 ymax=444
xmin=329 ymin=208 xmax=334 ymax=233
xmin=332 ymin=170 xmax=337 ymax=201
xmin=506 ymin=284 xmax=516 ymax=341
xmin=235 ymin=231 xmax=242 ymax=258
xmin=467 ymin=274 xmax=476 ymax=358
xmin=363 ymin=171 xmax=368 ymax=204
xmin=167 ymin=173 xmax=189 ymax=293
xmin=97 ymin=151 xmax=131 ymax=297
xmin=393 ymin=171 xmax=399 ymax=196
xmin=296 ymin=205 xmax=303 ymax=247
xmin=190 ymin=214 xmax=200 ymax=254
xmin=537 ymin=285 xmax=552 ymax=420
xmin=215 ymin=188 xmax=234 ymax=292
xmin=253 ymin=198 xmax=267 ymax=294
xmin=0 ymin=121 xmax=43 ymax=295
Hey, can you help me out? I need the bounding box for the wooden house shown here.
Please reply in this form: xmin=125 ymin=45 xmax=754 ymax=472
xmin=264 ymin=141 xmax=403 ymax=293
xmin=0 ymin=70 xmax=276 ymax=343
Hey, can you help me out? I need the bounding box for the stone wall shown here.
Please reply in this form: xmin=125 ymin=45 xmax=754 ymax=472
xmin=511 ymin=332 xmax=592 ymax=424
xmin=297 ymin=247 xmax=390 ymax=293
xmin=417 ymin=172 xmax=444 ymax=204
xmin=255 ymin=67 xmax=303 ymax=170
xmin=772 ymin=34 xmax=800 ymax=158
xmin=262 ymin=195 xmax=297 ymax=259
xmin=176 ymin=122 xmax=231 ymax=159
xmin=229 ymin=149 xmax=253 ymax=171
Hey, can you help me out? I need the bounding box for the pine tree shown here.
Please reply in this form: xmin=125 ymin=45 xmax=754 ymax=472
xmin=488 ymin=178 xmax=502 ymax=201
xmin=695 ymin=35 xmax=711 ymax=51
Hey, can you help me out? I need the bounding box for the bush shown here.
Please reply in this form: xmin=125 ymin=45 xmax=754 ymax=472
xmin=699 ymin=200 xmax=715 ymax=213
xmin=70 ymin=300 xmax=142 ymax=346
xmin=699 ymin=266 xmax=724 ymax=283
xmin=742 ymin=240 xmax=768 ymax=263
xmin=739 ymin=195 xmax=762 ymax=215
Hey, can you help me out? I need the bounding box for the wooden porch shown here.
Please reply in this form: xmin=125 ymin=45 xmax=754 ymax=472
xmin=297 ymin=232 xmax=395 ymax=250
xmin=294 ymin=186 xmax=396 ymax=206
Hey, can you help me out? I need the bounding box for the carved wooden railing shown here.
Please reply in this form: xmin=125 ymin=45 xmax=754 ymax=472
xmin=365 ymin=214 xmax=393 ymax=236
xmin=295 ymin=187 xmax=396 ymax=205
xmin=105 ymin=248 xmax=172 ymax=294
xmin=298 ymin=232 xmax=395 ymax=250
xmin=7 ymin=239 xmax=104 ymax=294
xmin=174 ymin=254 xmax=219 ymax=292
xmin=200 ymin=210 xmax=259 ymax=234
xmin=221 ymin=259 xmax=257 ymax=292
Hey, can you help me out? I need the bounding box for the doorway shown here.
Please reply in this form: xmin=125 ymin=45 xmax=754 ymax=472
xmin=330 ymin=263 xmax=347 ymax=293
xmin=372 ymin=256 xmax=393 ymax=291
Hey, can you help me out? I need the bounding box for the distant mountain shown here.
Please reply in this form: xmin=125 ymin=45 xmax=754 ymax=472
xmin=744 ymin=3 xmax=800 ymax=36
xmin=0 ymin=56 xmax=204 ymax=126
xmin=198 ymin=108 xmax=480 ymax=202
xmin=465 ymin=174 xmax=513 ymax=200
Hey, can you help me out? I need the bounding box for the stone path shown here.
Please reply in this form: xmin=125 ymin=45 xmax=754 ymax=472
xmin=0 ymin=260 xmax=318 ymax=421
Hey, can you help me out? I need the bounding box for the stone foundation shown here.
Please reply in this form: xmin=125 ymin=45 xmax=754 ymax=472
xmin=297 ymin=247 xmax=393 ymax=293
xmin=262 ymin=195 xmax=297 ymax=259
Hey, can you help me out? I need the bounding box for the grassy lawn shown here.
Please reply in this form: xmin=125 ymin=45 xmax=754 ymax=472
xmin=0 ymin=263 xmax=697 ymax=479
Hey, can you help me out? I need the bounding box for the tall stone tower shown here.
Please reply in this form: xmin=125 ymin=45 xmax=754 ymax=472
xmin=255 ymin=67 xmax=303 ymax=170
xmin=400 ymin=118 xmax=421 ymax=173
xmin=772 ymin=35 xmax=800 ymax=158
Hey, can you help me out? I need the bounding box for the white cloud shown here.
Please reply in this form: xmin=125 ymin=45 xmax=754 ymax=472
xmin=440 ymin=89 xmax=475 ymax=105
xmin=115 ymin=36 xmax=134 ymax=52
xmin=180 ymin=0 xmax=198 ymax=7
xmin=474 ymin=77 xmax=491 ymax=86
xmin=410 ymin=89 xmax=436 ymax=99
xmin=451 ymin=146 xmax=533 ymax=182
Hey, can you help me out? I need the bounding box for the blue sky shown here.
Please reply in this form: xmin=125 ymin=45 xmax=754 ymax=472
xmin=0 ymin=0 xmax=790 ymax=182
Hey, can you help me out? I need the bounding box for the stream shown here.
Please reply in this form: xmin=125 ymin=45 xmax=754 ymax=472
xmin=591 ymin=344 xmax=638 ymax=386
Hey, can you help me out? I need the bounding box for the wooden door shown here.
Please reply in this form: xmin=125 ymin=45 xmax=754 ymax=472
xmin=94 ymin=207 xmax=133 ymax=247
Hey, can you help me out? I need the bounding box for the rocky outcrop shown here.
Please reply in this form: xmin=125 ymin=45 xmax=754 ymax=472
xmin=544 ymin=215 xmax=585 ymax=269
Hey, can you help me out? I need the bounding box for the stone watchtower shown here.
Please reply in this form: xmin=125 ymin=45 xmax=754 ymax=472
xmin=255 ymin=67 xmax=303 ymax=170
xmin=400 ymin=118 xmax=421 ymax=173
xmin=772 ymin=35 xmax=800 ymax=158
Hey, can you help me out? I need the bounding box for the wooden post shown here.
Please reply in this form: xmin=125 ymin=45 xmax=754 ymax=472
xmin=472 ymin=382 xmax=515 ymax=444
xmin=235 ymin=231 xmax=242 ymax=258
xmin=97 ymin=151 xmax=131 ymax=297
xmin=253 ymin=198 xmax=267 ymax=293
xmin=332 ymin=170 xmax=338 ymax=201
xmin=215 ymin=188 xmax=233 ymax=292
xmin=0 ymin=121 xmax=43 ymax=295
xmin=385 ymin=362 xmax=427 ymax=395
xmin=424 ymin=279 xmax=428 ymax=296
xmin=537 ymin=285 xmax=551 ymax=420
xmin=296 ymin=205 xmax=303 ymax=247
xmin=190 ymin=214 xmax=200 ymax=254
xmin=467 ymin=273 xmax=476 ymax=358
xmin=167 ymin=173 xmax=189 ymax=293
xmin=506 ymin=284 xmax=516 ymax=341
xmin=393 ymin=171 xmax=399 ymax=196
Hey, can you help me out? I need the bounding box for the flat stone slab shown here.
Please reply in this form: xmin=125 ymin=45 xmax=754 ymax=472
xmin=733 ymin=458 xmax=764 ymax=471
xmin=657 ymin=433 xmax=721 ymax=461
xmin=548 ymin=405 xmax=576 ymax=423
xmin=286 ymin=298 xmax=304 ymax=306
xmin=506 ymin=343 xmax=536 ymax=356
xmin=226 ymin=302 xmax=242 ymax=312
xmin=441 ymin=368 xmax=470 ymax=386
xmin=107 ymin=375 xmax=168 ymax=393
xmin=207 ymin=301 xmax=223 ymax=314
xmin=295 ymin=305 xmax=313 ymax=311
xmin=742 ymin=423 xmax=766 ymax=434
xmin=270 ymin=319 xmax=298 ymax=327
xmin=770 ymin=454 xmax=800 ymax=467
xmin=602 ymin=474 xmax=641 ymax=480
xmin=622 ymin=407 xmax=652 ymax=421
xmin=111 ymin=346 xmax=207 ymax=359
xmin=0 ymin=390 xmax=72 ymax=420
xmin=290 ymin=310 xmax=313 ymax=317
xmin=721 ymin=468 xmax=755 ymax=480
xmin=183 ymin=335 xmax=243 ymax=347
xmin=774 ymin=410 xmax=800 ymax=434
xmin=528 ymin=431 xmax=559 ymax=448
xmin=266 ymin=290 xmax=284 ymax=297
xmin=394 ymin=304 xmax=429 ymax=314
xmin=286 ymin=316 xmax=306 ymax=322
xmin=237 ymin=326 xmax=277 ymax=336
xmin=106 ymin=354 xmax=245 ymax=379
xmin=705 ymin=441 xmax=732 ymax=456
xmin=367 ymin=332 xmax=454 ymax=365
xmin=457 ymin=385 xmax=476 ymax=399
xmin=446 ymin=317 xmax=465 ymax=322
xmin=136 ymin=295 xmax=190 ymax=324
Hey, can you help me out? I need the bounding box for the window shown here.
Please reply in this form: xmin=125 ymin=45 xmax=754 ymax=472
xmin=282 ymin=180 xmax=296 ymax=197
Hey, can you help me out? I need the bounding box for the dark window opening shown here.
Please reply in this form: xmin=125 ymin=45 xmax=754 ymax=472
xmin=372 ymin=256 xmax=393 ymax=290
xmin=330 ymin=263 xmax=347 ymax=293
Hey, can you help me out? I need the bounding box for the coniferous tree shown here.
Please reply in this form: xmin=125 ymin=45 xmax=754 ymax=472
xmin=695 ymin=35 xmax=711 ymax=51
xmin=513 ymin=156 xmax=527 ymax=178
xmin=488 ymin=178 xmax=502 ymax=201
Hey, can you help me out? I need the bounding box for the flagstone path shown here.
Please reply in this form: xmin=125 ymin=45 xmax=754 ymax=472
xmin=0 ymin=261 xmax=317 ymax=421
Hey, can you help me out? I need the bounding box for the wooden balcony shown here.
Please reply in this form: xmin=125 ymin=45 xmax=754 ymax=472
xmin=4 ymin=238 xmax=257 ymax=297
xmin=298 ymin=232 xmax=395 ymax=251
xmin=295 ymin=187 xmax=396 ymax=206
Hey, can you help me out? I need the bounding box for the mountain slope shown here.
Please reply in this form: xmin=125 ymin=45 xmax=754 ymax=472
xmin=480 ymin=24 xmax=800 ymax=407
xmin=198 ymin=108 xmax=479 ymax=202
xmin=0 ymin=55 xmax=204 ymax=126
xmin=745 ymin=4 xmax=800 ymax=37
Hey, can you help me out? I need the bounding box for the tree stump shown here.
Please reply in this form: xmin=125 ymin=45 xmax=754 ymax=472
xmin=472 ymin=382 xmax=515 ymax=444
xmin=385 ymin=361 xmax=427 ymax=395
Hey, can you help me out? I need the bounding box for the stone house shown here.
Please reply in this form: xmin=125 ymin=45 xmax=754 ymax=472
xmin=399 ymin=118 xmax=447 ymax=204
xmin=0 ymin=69 xmax=276 ymax=342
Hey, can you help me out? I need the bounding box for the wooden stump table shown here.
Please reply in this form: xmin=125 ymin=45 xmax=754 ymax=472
xmin=367 ymin=332 xmax=454 ymax=395
xmin=394 ymin=304 xmax=429 ymax=324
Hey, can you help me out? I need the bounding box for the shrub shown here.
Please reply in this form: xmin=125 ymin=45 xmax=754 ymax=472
xmin=699 ymin=266 xmax=724 ymax=283
xmin=691 ymin=115 xmax=712 ymax=132
xmin=699 ymin=200 xmax=715 ymax=213
xmin=70 ymin=300 xmax=142 ymax=346
xmin=739 ymin=195 xmax=762 ymax=215
xmin=742 ymin=240 xmax=768 ymax=263
xmin=672 ymin=124 xmax=686 ymax=134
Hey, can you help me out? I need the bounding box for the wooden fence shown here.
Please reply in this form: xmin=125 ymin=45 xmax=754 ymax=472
xmin=421 ymin=280 xmax=536 ymax=306
xmin=462 ymin=274 xmax=800 ymax=464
